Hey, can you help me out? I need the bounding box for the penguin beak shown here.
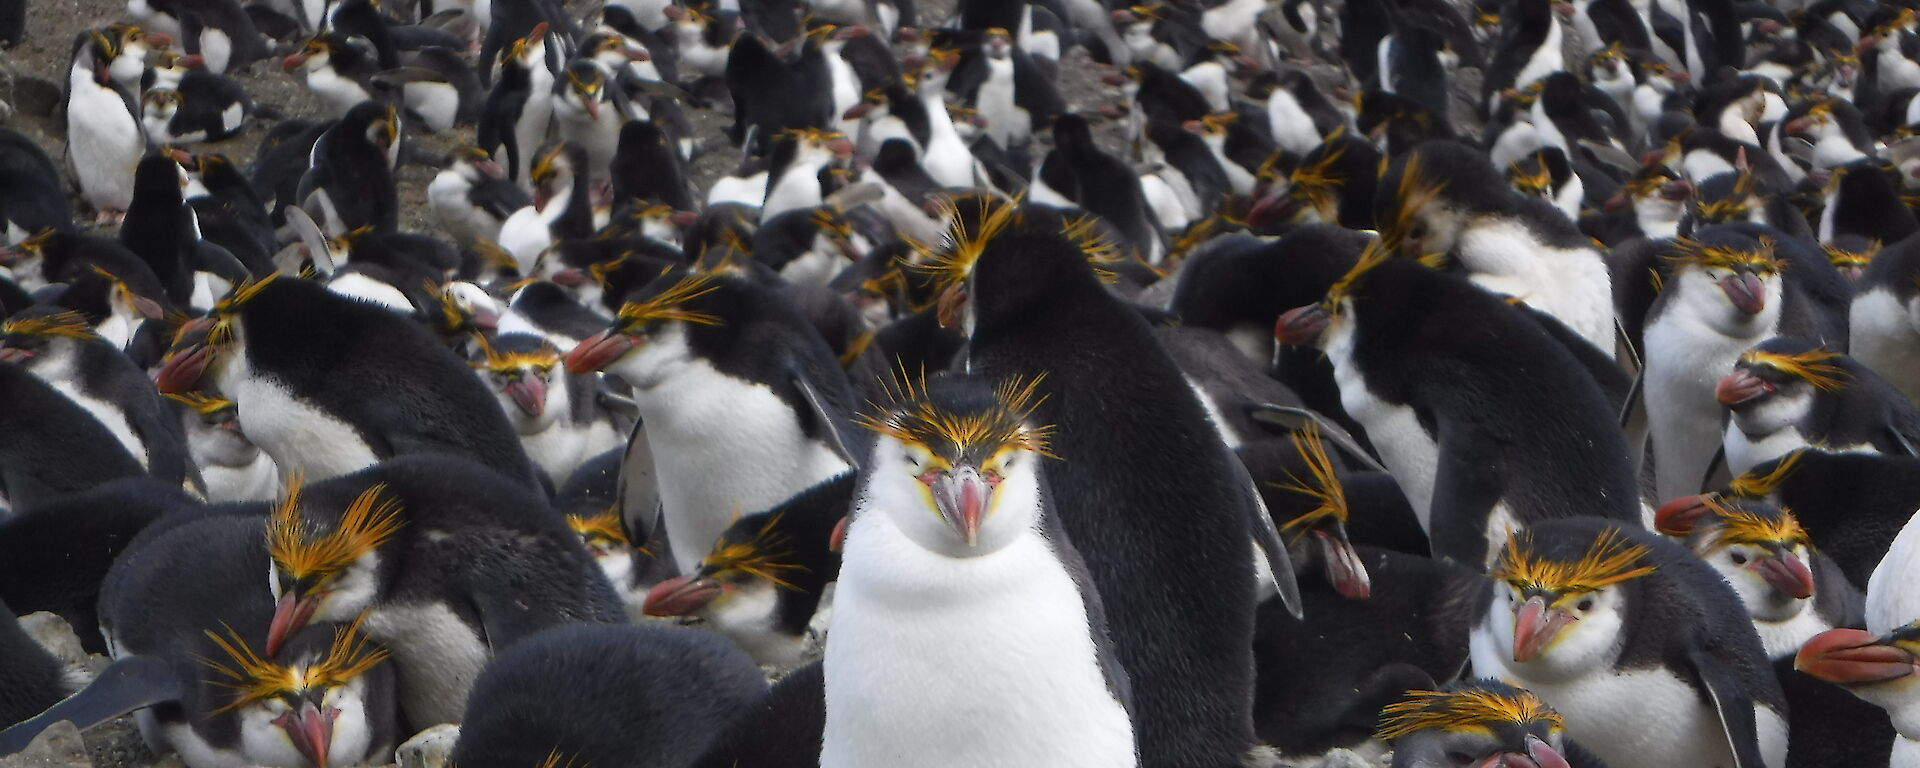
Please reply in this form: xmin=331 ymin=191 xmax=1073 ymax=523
xmin=564 ymin=330 xmax=639 ymax=373
xmin=1751 ymin=547 xmax=1815 ymax=600
xmin=275 ymin=699 xmax=333 ymax=768
xmin=1274 ymin=304 xmax=1331 ymax=346
xmin=934 ymin=283 xmax=969 ymax=329
xmin=1796 ymin=628 xmax=1918 ymax=685
xmin=1714 ymin=369 xmax=1775 ymax=406
xmin=1717 ymin=272 xmax=1767 ymax=315
xmin=503 ymin=374 xmax=547 ymax=417
xmin=267 ymin=591 xmax=322 ymax=656
xmin=1472 ymin=736 xmax=1572 ymax=768
xmin=643 ymin=575 xmax=725 ymax=616
xmin=281 ymin=51 xmax=308 ymax=71
xmin=1652 ymin=494 xmax=1712 ymax=535
xmin=926 ymin=465 xmax=993 ymax=546
xmin=1312 ymin=527 xmax=1370 ymax=599
xmin=155 ymin=335 xmax=215 ymax=393
xmin=1245 ymin=189 xmax=1303 ymax=228
xmin=1511 ymin=595 xmax=1576 ymax=663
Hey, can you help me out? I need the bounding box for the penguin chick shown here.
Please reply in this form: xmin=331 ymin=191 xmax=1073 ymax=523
xmin=1654 ymin=494 xmax=1859 ymax=660
xmin=450 ymin=623 xmax=768 ymax=768
xmin=643 ymin=472 xmax=847 ymax=671
xmin=1716 ymin=337 xmax=1920 ymax=476
xmin=1377 ymin=681 xmax=1601 ymax=768
xmin=823 ymin=371 xmax=1137 ymax=767
xmin=1469 ymin=519 xmax=1789 ymax=768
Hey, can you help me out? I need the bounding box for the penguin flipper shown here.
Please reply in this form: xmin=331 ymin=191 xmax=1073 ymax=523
xmin=1685 ymin=645 xmax=1770 ymax=768
xmin=791 ymin=372 xmax=862 ymax=471
xmin=1246 ymin=403 xmax=1386 ymax=473
xmin=615 ymin=418 xmax=662 ymax=549
xmin=0 ymin=656 xmax=182 ymax=755
xmin=1699 ymin=444 xmax=1731 ymax=495
xmin=1233 ymin=448 xmax=1303 ymax=619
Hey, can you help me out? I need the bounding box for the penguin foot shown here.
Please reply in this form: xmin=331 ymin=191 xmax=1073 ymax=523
xmin=93 ymin=209 xmax=125 ymax=225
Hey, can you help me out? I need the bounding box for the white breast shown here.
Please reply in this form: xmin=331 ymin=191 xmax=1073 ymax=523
xmin=367 ymin=600 xmax=492 ymax=728
xmin=1754 ymin=605 xmax=1833 ymax=661
xmin=1512 ymin=20 xmax=1564 ymax=95
xmin=1849 ymin=288 xmax=1920 ymax=403
xmin=977 ymin=58 xmax=1025 ymax=149
xmin=1454 ymin=219 xmax=1615 ymax=351
xmin=403 ymin=81 xmax=461 ymax=134
xmin=632 ymin=354 xmax=852 ymax=574
xmin=216 ymin=343 xmax=380 ymax=483
xmin=66 ymin=69 xmax=143 ymax=212
xmin=1642 ymin=288 xmax=1777 ymax=500
xmin=1325 ymin=315 xmax=1440 ymax=530
xmin=822 ymin=506 xmax=1136 ymax=767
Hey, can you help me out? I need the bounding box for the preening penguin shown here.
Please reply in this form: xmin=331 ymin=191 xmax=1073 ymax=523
xmin=1469 ymin=520 xmax=1789 ymax=768
xmin=823 ymin=371 xmax=1137 ymax=767
xmin=154 ymin=275 xmax=543 ymax=489
xmin=1377 ymin=682 xmax=1604 ymax=768
xmin=450 ymin=623 xmax=767 ymax=768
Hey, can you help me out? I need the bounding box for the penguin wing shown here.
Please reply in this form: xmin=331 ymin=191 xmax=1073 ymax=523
xmin=0 ymin=656 xmax=183 ymax=755
xmin=1235 ymin=449 xmax=1304 ymax=619
xmin=1246 ymin=404 xmax=1387 ymax=473
xmin=1427 ymin=421 xmax=1508 ymax=565
xmin=615 ymin=418 xmax=663 ymax=549
xmin=790 ymin=371 xmax=862 ymax=471
xmin=1685 ymin=645 xmax=1771 ymax=768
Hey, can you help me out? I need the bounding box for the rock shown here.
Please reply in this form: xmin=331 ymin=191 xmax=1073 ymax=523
xmin=18 ymin=612 xmax=103 ymax=688
xmin=0 ymin=720 xmax=91 ymax=768
xmin=395 ymin=724 xmax=460 ymax=768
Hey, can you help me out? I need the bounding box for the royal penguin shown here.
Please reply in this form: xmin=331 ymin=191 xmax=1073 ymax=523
xmin=0 ymin=350 xmax=146 ymax=510
xmin=476 ymin=24 xmax=557 ymax=189
xmin=497 ymin=141 xmax=594 ymax=276
xmin=1376 ymin=681 xmax=1608 ymax=768
xmin=1715 ymin=338 xmax=1920 ymax=476
xmin=154 ymin=275 xmax=543 ymax=489
xmin=563 ymin=267 xmax=863 ymax=577
xmin=1375 ymin=141 xmax=1618 ymax=352
xmin=823 ymin=371 xmax=1137 ymax=767
xmin=450 ymin=623 xmax=767 ymax=767
xmin=1469 ymin=519 xmax=1790 ymax=768
xmin=1795 ymin=499 xmax=1920 ymax=766
xmin=931 ymin=199 xmax=1300 ymax=768
xmin=0 ymin=308 xmax=196 ymax=490
xmin=428 ymin=146 xmax=532 ymax=248
xmin=1848 ymin=235 xmax=1920 ymax=402
xmin=279 ymin=35 xmax=381 ymax=120
xmin=65 ymin=29 xmax=147 ymax=223
xmin=1274 ymin=252 xmax=1641 ymax=566
xmin=140 ymin=63 xmax=252 ymax=146
xmin=643 ymin=472 xmax=848 ymax=671
xmin=164 ymin=391 xmax=279 ymax=502
xmin=295 ymin=100 xmax=401 ymax=236
xmin=467 ymin=332 xmax=620 ymax=488
xmin=249 ymin=456 xmax=623 ymax=727
xmin=0 ymin=512 xmax=400 ymax=768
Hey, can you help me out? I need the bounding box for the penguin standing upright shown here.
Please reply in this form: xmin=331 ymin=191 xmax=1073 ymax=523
xmin=154 ymin=275 xmax=543 ymax=489
xmin=1470 ymin=519 xmax=1790 ymax=768
xmin=296 ymin=100 xmax=401 ymax=235
xmin=1848 ymin=236 xmax=1920 ymax=403
xmin=931 ymin=199 xmax=1300 ymax=768
xmin=564 ymin=267 xmax=863 ymax=577
xmin=1275 ymin=251 xmax=1641 ymax=566
xmin=823 ymin=372 xmax=1137 ymax=767
xmin=65 ymin=29 xmax=146 ymax=222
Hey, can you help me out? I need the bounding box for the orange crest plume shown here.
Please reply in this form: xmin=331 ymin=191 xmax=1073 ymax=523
xmin=2 ymin=310 xmax=97 ymax=339
xmin=614 ymin=270 xmax=724 ymax=332
xmin=1699 ymin=496 xmax=1809 ymax=550
xmin=267 ymin=477 xmax=406 ymax=580
xmin=1739 ymin=347 xmax=1849 ymax=391
xmin=700 ymin=511 xmax=805 ymax=589
xmin=855 ymin=367 xmax=1056 ymax=459
xmin=1729 ymin=449 xmax=1805 ymax=499
xmin=1492 ymin=527 xmax=1656 ymax=595
xmin=1272 ymin=423 xmax=1348 ymax=537
xmin=1376 ymin=688 xmax=1564 ymax=740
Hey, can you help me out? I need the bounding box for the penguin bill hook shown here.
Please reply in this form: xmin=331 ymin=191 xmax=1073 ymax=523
xmin=926 ymin=464 xmax=991 ymax=546
xmin=1796 ymin=624 xmax=1920 ymax=686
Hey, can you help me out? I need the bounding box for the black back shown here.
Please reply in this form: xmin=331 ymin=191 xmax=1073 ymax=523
xmin=0 ymin=362 xmax=145 ymax=510
xmin=692 ymin=661 xmax=824 ymax=768
xmin=0 ymin=597 xmax=69 ymax=729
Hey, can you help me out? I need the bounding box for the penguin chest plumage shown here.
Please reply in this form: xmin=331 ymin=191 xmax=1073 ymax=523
xmin=977 ymin=58 xmax=1026 ymax=149
xmin=1491 ymin=653 xmax=1781 ymax=768
xmin=66 ymin=70 xmax=143 ymax=212
xmin=1849 ymin=287 xmax=1920 ymax=403
xmin=1325 ymin=317 xmax=1440 ymax=529
xmin=32 ymin=353 xmax=147 ymax=470
xmin=404 ymin=81 xmax=462 ymax=134
xmin=304 ymin=65 xmax=370 ymax=118
xmin=200 ymin=452 xmax=281 ymax=502
xmin=1454 ymin=219 xmax=1615 ymax=351
xmin=823 ymin=512 xmax=1136 ymax=768
xmin=367 ymin=600 xmax=491 ymax=728
xmin=1754 ymin=605 xmax=1832 ymax=661
xmin=516 ymin=417 xmax=587 ymax=488
xmin=1643 ymin=289 xmax=1780 ymax=500
xmin=215 ymin=352 xmax=380 ymax=482
xmin=635 ymin=358 xmax=852 ymax=574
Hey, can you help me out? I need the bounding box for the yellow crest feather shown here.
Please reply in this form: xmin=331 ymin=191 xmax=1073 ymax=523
xmin=855 ymin=368 xmax=1056 ymax=459
xmin=1491 ymin=527 xmax=1656 ymax=595
xmin=1728 ymin=449 xmax=1805 ymax=498
xmin=1272 ymin=423 xmax=1348 ymax=536
xmin=615 ymin=270 xmax=724 ymax=330
xmin=267 ymin=476 xmax=406 ymax=580
xmin=1376 ymin=688 xmax=1564 ymax=740
xmin=1699 ymin=496 xmax=1809 ymax=549
xmin=2 ymin=310 xmax=97 ymax=339
xmin=1739 ymin=347 xmax=1848 ymax=391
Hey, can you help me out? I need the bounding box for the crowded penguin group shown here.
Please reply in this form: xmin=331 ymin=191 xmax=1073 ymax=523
xmin=12 ymin=0 xmax=1920 ymax=762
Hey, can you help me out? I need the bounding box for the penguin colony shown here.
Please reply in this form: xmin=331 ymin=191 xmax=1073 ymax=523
xmin=11 ymin=0 xmax=1920 ymax=764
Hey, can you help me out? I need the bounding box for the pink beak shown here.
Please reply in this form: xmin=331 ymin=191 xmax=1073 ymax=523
xmin=1512 ymin=595 xmax=1576 ymax=663
xmin=504 ymin=375 xmax=547 ymax=417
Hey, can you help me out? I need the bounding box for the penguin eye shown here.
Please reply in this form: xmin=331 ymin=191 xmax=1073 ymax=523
xmin=1447 ymin=752 xmax=1475 ymax=766
xmin=1730 ymin=551 xmax=1748 ymax=565
xmin=1576 ymin=597 xmax=1595 ymax=612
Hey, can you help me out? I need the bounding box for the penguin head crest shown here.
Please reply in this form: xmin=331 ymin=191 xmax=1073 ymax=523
xmin=1375 ymin=686 xmax=1564 ymax=740
xmin=164 ymin=391 xmax=236 ymax=415
xmin=203 ymin=274 xmax=280 ymax=348
xmin=199 ymin=614 xmax=389 ymax=713
xmin=1691 ymin=496 xmax=1810 ymax=550
xmin=914 ymin=192 xmax=1024 ymax=293
xmin=567 ymin=508 xmax=629 ymax=550
xmin=1736 ymin=346 xmax=1849 ymax=391
xmin=613 ymin=269 xmax=725 ymax=332
xmin=1 ymin=310 xmax=97 ymax=340
xmin=1271 ymin=423 xmax=1349 ymax=536
xmin=698 ymin=510 xmax=805 ymax=589
xmin=1822 ymin=240 xmax=1878 ymax=272
xmin=1663 ymin=235 xmax=1781 ymax=275
xmin=1727 ymin=449 xmax=1805 ymax=498
xmin=856 ymin=368 xmax=1055 ymax=464
xmin=267 ymin=476 xmax=406 ymax=582
xmin=1491 ymin=527 xmax=1656 ymax=598
xmin=472 ymin=334 xmax=561 ymax=374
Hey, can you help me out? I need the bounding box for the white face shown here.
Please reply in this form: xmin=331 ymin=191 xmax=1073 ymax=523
xmin=1671 ymin=266 xmax=1782 ymax=336
xmin=608 ymin=320 xmax=697 ymax=391
xmin=1484 ymin=582 xmax=1629 ymax=683
xmin=1705 ymin=539 xmax=1812 ymax=622
xmin=235 ymin=675 xmax=377 ymax=768
xmin=269 ymin=551 xmax=383 ymax=624
xmin=1730 ymin=383 xmax=1813 ymax=440
xmin=859 ymin=433 xmax=1044 ymax=559
xmin=1403 ymin=202 xmax=1466 ymax=258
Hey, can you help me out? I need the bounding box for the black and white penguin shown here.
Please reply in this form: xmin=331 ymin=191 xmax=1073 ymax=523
xmin=1053 ymin=114 xmax=1164 ymax=263
xmin=1796 ymin=622 xmax=1920 ymax=765
xmin=165 ymin=391 xmax=279 ymax=502
xmin=498 ymin=140 xmax=594 ymax=275
xmin=1716 ymin=338 xmax=1920 ymax=475
xmin=279 ymin=35 xmax=381 ymax=120
xmin=1375 ymin=141 xmax=1618 ymax=352
xmin=450 ymin=623 xmax=767 ymax=767
xmin=935 ymin=199 xmax=1299 ymax=768
xmin=0 ymin=512 xmax=400 ymax=767
xmin=295 ymin=100 xmax=400 ymax=235
xmin=551 ymin=58 xmax=628 ymax=186
xmin=65 ymin=29 xmax=147 ymax=222
xmin=1274 ymin=252 xmax=1641 ymax=566
xmin=251 ymin=456 xmax=623 ymax=727
xmin=1469 ymin=519 xmax=1790 ymax=768
xmin=0 ymin=351 xmax=146 ymax=510
xmin=428 ymin=146 xmax=532 ymax=248
xmin=477 ymin=24 xmax=557 ymax=189
xmin=154 ymin=275 xmax=543 ymax=488
xmin=824 ymin=371 xmax=1137 ymax=766
xmin=0 ymin=309 xmax=197 ymax=492
xmin=0 ymin=129 xmax=73 ymax=244
xmin=467 ymin=332 xmax=621 ymax=488
xmin=1848 ymin=235 xmax=1920 ymax=402
xmin=642 ymin=472 xmax=847 ymax=671
xmin=564 ymin=267 xmax=863 ymax=577
xmin=140 ymin=60 xmax=252 ymax=146
xmin=1377 ymin=681 xmax=1606 ymax=768
xmin=1479 ymin=0 xmax=1562 ymax=117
